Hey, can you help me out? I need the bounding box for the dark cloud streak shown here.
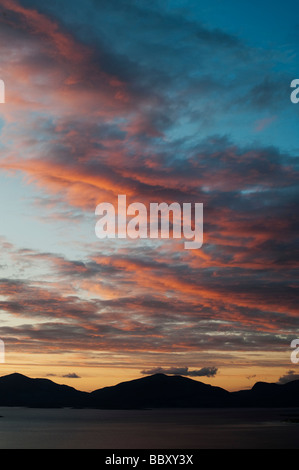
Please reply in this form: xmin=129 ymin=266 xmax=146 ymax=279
xmin=141 ymin=366 xmax=218 ymax=378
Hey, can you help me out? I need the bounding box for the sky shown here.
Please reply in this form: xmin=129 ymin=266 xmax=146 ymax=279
xmin=0 ymin=0 xmax=298 ymax=392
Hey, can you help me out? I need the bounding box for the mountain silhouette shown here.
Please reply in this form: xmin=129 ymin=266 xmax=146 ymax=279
xmin=0 ymin=373 xmax=88 ymax=408
xmin=232 ymin=379 xmax=299 ymax=408
xmin=89 ymin=373 xmax=231 ymax=409
xmin=0 ymin=373 xmax=298 ymax=409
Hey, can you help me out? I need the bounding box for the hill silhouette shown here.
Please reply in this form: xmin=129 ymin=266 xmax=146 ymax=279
xmin=232 ymin=379 xmax=299 ymax=408
xmin=89 ymin=373 xmax=231 ymax=409
xmin=0 ymin=373 xmax=298 ymax=409
xmin=0 ymin=373 xmax=88 ymax=408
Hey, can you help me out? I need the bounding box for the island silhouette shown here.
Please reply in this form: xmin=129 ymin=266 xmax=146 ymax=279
xmin=0 ymin=373 xmax=298 ymax=409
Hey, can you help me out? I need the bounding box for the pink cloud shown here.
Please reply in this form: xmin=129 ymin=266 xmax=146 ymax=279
xmin=254 ymin=115 xmax=277 ymax=132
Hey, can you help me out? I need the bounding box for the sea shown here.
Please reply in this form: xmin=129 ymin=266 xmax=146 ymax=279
xmin=0 ymin=407 xmax=298 ymax=449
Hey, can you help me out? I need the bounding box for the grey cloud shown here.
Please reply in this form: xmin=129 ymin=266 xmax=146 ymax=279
xmin=277 ymin=370 xmax=299 ymax=385
xmin=62 ymin=373 xmax=81 ymax=379
xmin=45 ymin=373 xmax=81 ymax=379
xmin=240 ymin=76 xmax=291 ymax=111
xmin=141 ymin=366 xmax=218 ymax=378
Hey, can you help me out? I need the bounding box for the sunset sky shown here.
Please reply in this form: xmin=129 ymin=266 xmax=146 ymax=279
xmin=0 ymin=0 xmax=298 ymax=393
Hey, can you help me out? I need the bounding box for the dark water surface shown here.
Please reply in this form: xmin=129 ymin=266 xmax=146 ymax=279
xmin=0 ymin=407 xmax=298 ymax=449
